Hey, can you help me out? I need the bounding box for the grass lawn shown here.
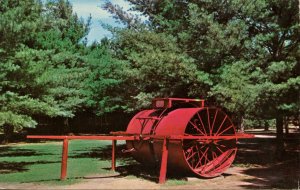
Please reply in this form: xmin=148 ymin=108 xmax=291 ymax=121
xmin=0 ymin=140 xmax=189 ymax=186
xmin=1 ymin=133 xmax=299 ymax=188
xmin=0 ymin=140 xmax=122 ymax=185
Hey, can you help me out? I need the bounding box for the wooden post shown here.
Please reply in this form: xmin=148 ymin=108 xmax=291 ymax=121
xmin=159 ymin=138 xmax=169 ymax=184
xmin=112 ymin=140 xmax=117 ymax=171
xmin=61 ymin=138 xmax=69 ymax=180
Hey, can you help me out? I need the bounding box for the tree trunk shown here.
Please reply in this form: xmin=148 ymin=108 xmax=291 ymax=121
xmin=275 ymin=116 xmax=285 ymax=160
xmin=237 ymin=115 xmax=244 ymax=132
xmin=240 ymin=116 xmax=245 ymax=132
xmin=298 ymin=113 xmax=300 ymax=130
xmin=64 ymin=118 xmax=74 ymax=135
xmin=284 ymin=116 xmax=289 ymax=134
xmin=63 ymin=118 xmax=70 ymax=135
xmin=264 ymin=120 xmax=269 ymax=131
xmin=2 ymin=125 xmax=14 ymax=144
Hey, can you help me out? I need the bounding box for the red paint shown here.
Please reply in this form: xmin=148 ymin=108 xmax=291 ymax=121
xmin=27 ymin=97 xmax=255 ymax=184
xmin=152 ymin=98 xmax=205 ymax=109
xmin=159 ymin=138 xmax=169 ymax=184
xmin=125 ymin=100 xmax=245 ymax=178
xmin=27 ymin=133 xmax=253 ymax=141
xmin=27 ymin=135 xmax=137 ymax=140
xmin=61 ymin=139 xmax=69 ymax=180
xmin=112 ymin=140 xmax=116 ymax=171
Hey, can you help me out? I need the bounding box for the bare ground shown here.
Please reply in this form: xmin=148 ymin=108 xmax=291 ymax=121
xmin=0 ymin=164 xmax=298 ymax=189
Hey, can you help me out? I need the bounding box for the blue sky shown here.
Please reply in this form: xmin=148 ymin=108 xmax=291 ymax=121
xmin=68 ymin=0 xmax=132 ymax=44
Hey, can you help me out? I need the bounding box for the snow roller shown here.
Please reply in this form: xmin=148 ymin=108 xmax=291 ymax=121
xmin=126 ymin=98 xmax=250 ymax=178
xmin=27 ymin=98 xmax=254 ymax=183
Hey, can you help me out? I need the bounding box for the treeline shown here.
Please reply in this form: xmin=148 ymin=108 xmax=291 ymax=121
xmin=0 ymin=0 xmax=299 ymax=144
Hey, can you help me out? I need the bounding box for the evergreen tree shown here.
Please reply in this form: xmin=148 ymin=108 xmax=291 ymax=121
xmin=84 ymin=40 xmax=129 ymax=115
xmin=107 ymin=27 xmax=207 ymax=111
xmin=0 ymin=0 xmax=90 ymax=142
xmin=104 ymin=0 xmax=300 ymax=156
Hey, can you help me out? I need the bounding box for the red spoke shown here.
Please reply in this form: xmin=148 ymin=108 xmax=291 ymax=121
xmin=195 ymin=144 xmax=203 ymax=168
xmin=217 ymin=125 xmax=233 ymax=136
xmin=206 ymin=108 xmax=212 ymax=136
xmin=195 ymin=147 xmax=209 ymax=171
xmin=189 ymin=121 xmax=206 ymax=136
xmin=211 ymin=109 xmax=218 ymax=134
xmin=202 ymin=150 xmax=210 ymax=173
xmin=186 ymin=144 xmax=200 ymax=161
xmin=185 ymin=144 xmax=193 ymax=153
xmin=198 ymin=143 xmax=206 ymax=150
xmin=184 ymin=108 xmax=237 ymax=178
xmin=197 ymin=147 xmax=209 ymax=166
xmin=186 ymin=151 xmax=197 ymax=161
xmin=216 ymin=145 xmax=224 ymax=154
xmin=197 ymin=112 xmax=207 ymax=136
xmin=215 ymin=115 xmax=227 ymax=136
xmin=203 ymin=148 xmax=209 ymax=167
xmin=185 ymin=144 xmax=196 ymax=157
xmin=196 ymin=143 xmax=209 ymax=168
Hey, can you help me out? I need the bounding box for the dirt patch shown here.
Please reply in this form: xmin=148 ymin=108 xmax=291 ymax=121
xmin=0 ymin=163 xmax=298 ymax=189
xmin=0 ymin=167 xmax=278 ymax=189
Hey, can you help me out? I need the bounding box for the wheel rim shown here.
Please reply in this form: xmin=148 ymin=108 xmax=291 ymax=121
xmin=182 ymin=107 xmax=237 ymax=177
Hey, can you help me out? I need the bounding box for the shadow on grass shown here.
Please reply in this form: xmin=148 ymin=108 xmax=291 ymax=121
xmin=5 ymin=136 xmax=298 ymax=187
xmin=70 ymin=144 xmax=191 ymax=183
xmin=234 ymin=138 xmax=278 ymax=166
xmin=0 ymin=146 xmax=57 ymax=175
xmin=235 ymin=136 xmax=300 ymax=189
xmin=0 ymin=160 xmax=60 ymax=174
xmin=22 ymin=173 xmax=124 ymax=184
xmin=241 ymin=159 xmax=300 ymax=189
xmin=115 ymin=164 xmax=190 ymax=183
xmin=0 ymin=146 xmax=54 ymax=157
xmin=70 ymin=144 xmax=135 ymax=165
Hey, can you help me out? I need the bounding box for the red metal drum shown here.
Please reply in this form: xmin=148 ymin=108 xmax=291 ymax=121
xmin=126 ymin=106 xmax=237 ymax=178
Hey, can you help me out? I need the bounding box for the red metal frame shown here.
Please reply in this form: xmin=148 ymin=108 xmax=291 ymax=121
xmin=26 ymin=97 xmax=254 ymax=184
xmin=112 ymin=140 xmax=116 ymax=171
xmin=159 ymin=138 xmax=169 ymax=184
xmin=61 ymin=139 xmax=68 ymax=180
xmin=27 ymin=133 xmax=253 ymax=183
xmin=152 ymin=98 xmax=205 ymax=108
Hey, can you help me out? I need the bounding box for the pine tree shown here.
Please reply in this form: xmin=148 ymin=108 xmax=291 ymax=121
xmin=104 ymin=0 xmax=300 ymax=156
xmin=0 ymin=0 xmax=90 ymax=142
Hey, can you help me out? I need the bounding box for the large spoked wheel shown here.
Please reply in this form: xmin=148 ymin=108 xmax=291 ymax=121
xmin=183 ymin=107 xmax=237 ymax=178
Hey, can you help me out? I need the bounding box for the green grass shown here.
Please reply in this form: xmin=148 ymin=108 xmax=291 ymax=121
xmin=165 ymin=179 xmax=188 ymax=186
xmin=0 ymin=140 xmax=119 ymax=185
xmin=0 ymin=140 xmax=194 ymax=186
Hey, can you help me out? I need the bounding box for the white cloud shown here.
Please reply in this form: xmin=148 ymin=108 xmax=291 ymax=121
xmin=70 ymin=1 xmax=110 ymax=19
xmin=111 ymin=0 xmax=132 ymax=10
xmin=69 ymin=0 xmax=147 ymax=44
